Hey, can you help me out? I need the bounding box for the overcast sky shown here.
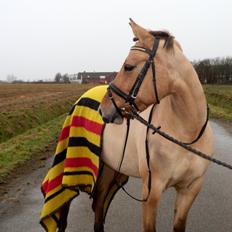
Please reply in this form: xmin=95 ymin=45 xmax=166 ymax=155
xmin=0 ymin=0 xmax=231 ymax=81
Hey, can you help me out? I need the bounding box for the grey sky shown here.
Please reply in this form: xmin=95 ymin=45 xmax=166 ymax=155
xmin=0 ymin=0 xmax=231 ymax=81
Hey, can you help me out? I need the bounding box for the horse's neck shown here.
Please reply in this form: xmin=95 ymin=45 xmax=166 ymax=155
xmin=159 ymin=69 xmax=207 ymax=143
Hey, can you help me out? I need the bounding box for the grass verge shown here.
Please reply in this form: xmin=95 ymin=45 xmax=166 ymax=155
xmin=0 ymin=114 xmax=65 ymax=183
xmin=203 ymin=85 xmax=232 ymax=122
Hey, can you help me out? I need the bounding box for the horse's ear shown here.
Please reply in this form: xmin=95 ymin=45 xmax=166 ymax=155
xmin=129 ymin=18 xmax=152 ymax=43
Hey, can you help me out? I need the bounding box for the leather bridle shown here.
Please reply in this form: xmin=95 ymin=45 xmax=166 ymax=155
xmin=105 ymin=36 xmax=212 ymax=202
xmin=108 ymin=37 xmax=161 ymax=116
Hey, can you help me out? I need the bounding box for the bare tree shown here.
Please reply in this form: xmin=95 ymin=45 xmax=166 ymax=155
xmin=6 ymin=74 xmax=17 ymax=83
xmin=54 ymin=73 xmax=62 ymax=83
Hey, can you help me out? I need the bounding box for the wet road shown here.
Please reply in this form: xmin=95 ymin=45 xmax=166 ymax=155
xmin=0 ymin=120 xmax=232 ymax=232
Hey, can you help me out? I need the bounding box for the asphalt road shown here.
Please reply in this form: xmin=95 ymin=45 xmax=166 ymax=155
xmin=0 ymin=120 xmax=232 ymax=232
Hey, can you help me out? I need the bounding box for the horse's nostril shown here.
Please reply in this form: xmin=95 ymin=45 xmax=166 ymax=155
xmin=99 ymin=108 xmax=102 ymax=116
xmin=102 ymin=116 xmax=110 ymax=123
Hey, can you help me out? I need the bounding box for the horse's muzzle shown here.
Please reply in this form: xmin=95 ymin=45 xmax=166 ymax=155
xmin=98 ymin=106 xmax=123 ymax=124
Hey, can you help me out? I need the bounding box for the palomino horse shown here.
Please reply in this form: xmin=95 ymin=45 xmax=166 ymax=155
xmin=97 ymin=19 xmax=214 ymax=232
xmin=58 ymin=19 xmax=214 ymax=232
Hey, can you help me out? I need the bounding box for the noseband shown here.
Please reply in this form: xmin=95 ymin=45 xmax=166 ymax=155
xmin=108 ymin=37 xmax=160 ymax=115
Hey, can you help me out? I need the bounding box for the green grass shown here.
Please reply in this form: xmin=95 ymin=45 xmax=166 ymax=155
xmin=0 ymin=114 xmax=65 ymax=182
xmin=203 ymin=85 xmax=232 ymax=121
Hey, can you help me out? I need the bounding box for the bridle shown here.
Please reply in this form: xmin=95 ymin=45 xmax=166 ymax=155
xmin=105 ymin=36 xmax=216 ymax=202
xmin=107 ymin=35 xmax=209 ymax=146
xmin=108 ymin=37 xmax=161 ymax=116
xmin=106 ymin=37 xmax=161 ymax=202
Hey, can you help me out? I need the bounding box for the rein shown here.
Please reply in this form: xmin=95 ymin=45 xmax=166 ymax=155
xmin=115 ymin=105 xmax=232 ymax=203
xmin=114 ymin=106 xmax=156 ymax=202
xmin=106 ymin=36 xmax=232 ymax=203
xmin=128 ymin=108 xmax=232 ymax=171
xmin=108 ymin=36 xmax=215 ymax=202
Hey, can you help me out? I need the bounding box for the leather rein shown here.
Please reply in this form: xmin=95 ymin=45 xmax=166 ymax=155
xmin=108 ymin=36 xmax=210 ymax=202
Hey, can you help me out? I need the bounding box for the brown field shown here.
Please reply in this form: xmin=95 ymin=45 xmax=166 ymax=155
xmin=0 ymin=83 xmax=95 ymax=143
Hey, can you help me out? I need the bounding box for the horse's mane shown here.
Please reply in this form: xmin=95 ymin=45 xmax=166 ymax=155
xmin=150 ymin=31 xmax=174 ymax=50
xmin=133 ymin=30 xmax=175 ymax=51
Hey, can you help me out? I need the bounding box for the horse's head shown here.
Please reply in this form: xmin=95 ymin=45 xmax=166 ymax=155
xmin=99 ymin=19 xmax=182 ymax=124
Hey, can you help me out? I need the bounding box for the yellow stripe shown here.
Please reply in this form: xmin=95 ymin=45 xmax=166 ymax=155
xmin=72 ymin=105 xmax=104 ymax=124
xmin=75 ymin=85 xmax=108 ymax=104
xmin=55 ymin=137 xmax=69 ymax=154
xmin=44 ymin=185 xmax=62 ymax=200
xmin=46 ymin=162 xmax=64 ymax=180
xmin=41 ymin=189 xmax=78 ymax=218
xmin=62 ymin=115 xmax=71 ymax=127
xmin=42 ymin=216 xmax=57 ymax=232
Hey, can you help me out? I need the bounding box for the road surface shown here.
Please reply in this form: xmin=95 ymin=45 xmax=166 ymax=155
xmin=0 ymin=120 xmax=232 ymax=231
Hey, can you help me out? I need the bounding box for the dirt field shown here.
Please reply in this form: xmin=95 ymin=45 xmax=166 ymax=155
xmin=0 ymin=83 xmax=95 ymax=142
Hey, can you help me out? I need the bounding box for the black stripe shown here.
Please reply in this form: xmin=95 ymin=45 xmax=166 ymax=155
xmin=69 ymin=97 xmax=100 ymax=115
xmin=52 ymin=214 xmax=59 ymax=226
xmin=64 ymin=171 xmax=94 ymax=176
xmin=52 ymin=149 xmax=67 ymax=167
xmin=63 ymin=171 xmax=96 ymax=190
xmin=40 ymin=221 xmax=49 ymax=232
xmin=45 ymin=188 xmax=65 ymax=203
xmin=68 ymin=137 xmax=101 ymax=156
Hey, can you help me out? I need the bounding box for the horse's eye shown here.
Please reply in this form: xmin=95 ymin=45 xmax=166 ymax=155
xmin=124 ymin=64 xmax=136 ymax=72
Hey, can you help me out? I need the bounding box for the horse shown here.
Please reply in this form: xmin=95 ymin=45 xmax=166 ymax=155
xmin=97 ymin=19 xmax=214 ymax=232
xmin=58 ymin=19 xmax=214 ymax=232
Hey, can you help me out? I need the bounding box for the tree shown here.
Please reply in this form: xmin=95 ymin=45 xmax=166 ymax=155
xmin=54 ymin=73 xmax=62 ymax=82
xmin=6 ymin=74 xmax=17 ymax=83
xmin=63 ymin=73 xmax=70 ymax=83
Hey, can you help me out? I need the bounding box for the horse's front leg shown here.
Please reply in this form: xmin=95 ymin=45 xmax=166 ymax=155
xmin=141 ymin=176 xmax=165 ymax=232
xmin=173 ymin=177 xmax=203 ymax=232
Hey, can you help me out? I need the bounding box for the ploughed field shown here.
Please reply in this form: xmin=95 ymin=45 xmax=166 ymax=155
xmin=0 ymin=83 xmax=94 ymax=181
xmin=0 ymin=83 xmax=95 ymax=142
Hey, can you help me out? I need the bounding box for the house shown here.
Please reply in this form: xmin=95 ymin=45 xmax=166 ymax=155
xmin=69 ymin=72 xmax=117 ymax=84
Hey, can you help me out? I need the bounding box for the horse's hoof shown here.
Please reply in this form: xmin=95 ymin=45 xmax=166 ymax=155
xmin=94 ymin=223 xmax=104 ymax=232
xmin=57 ymin=223 xmax=67 ymax=232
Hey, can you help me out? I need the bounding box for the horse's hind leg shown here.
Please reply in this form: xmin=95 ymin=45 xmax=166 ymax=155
xmin=58 ymin=202 xmax=71 ymax=232
xmin=92 ymin=164 xmax=118 ymax=232
xmin=173 ymin=177 xmax=204 ymax=232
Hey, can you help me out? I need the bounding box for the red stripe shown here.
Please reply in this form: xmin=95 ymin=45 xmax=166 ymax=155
xmin=58 ymin=116 xmax=103 ymax=142
xmin=71 ymin=116 xmax=103 ymax=135
xmin=58 ymin=126 xmax=70 ymax=141
xmin=42 ymin=173 xmax=64 ymax=194
xmin=41 ymin=180 xmax=49 ymax=195
xmin=64 ymin=157 xmax=98 ymax=176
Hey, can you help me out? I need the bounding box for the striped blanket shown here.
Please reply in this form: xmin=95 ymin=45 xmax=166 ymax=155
xmin=40 ymin=85 xmax=109 ymax=231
